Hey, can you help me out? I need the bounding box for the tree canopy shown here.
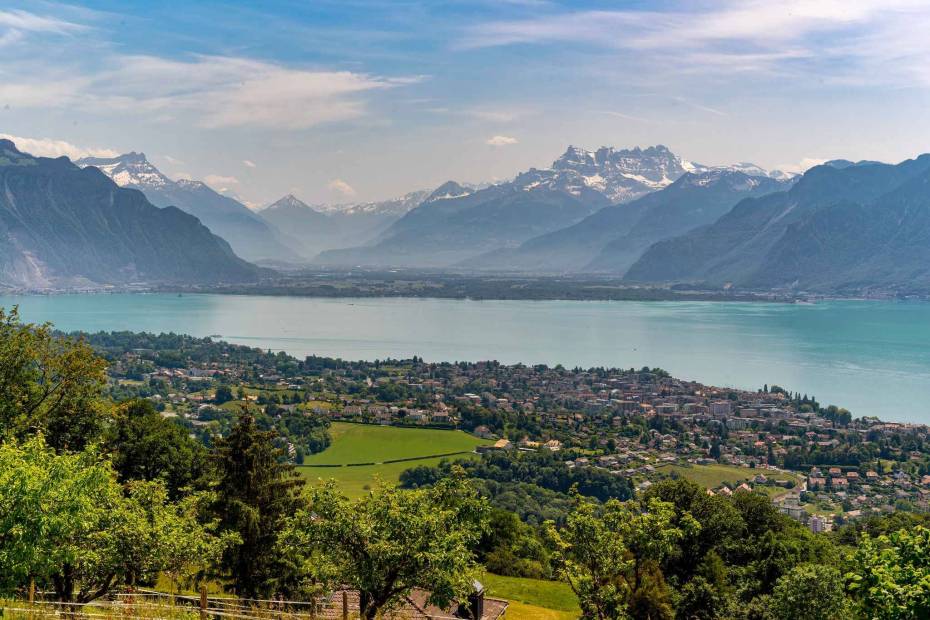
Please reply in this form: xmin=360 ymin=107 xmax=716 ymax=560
xmin=280 ymin=474 xmax=489 ymax=620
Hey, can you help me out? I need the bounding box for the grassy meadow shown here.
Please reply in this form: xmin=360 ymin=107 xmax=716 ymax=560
xmin=297 ymin=422 xmax=491 ymax=498
xmin=656 ymin=463 xmax=803 ymax=496
xmin=480 ymin=573 xmax=580 ymax=620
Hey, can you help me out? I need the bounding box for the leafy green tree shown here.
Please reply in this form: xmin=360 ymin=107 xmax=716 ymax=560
xmin=848 ymin=526 xmax=930 ymax=619
xmin=770 ymin=564 xmax=847 ymax=620
xmin=279 ymin=475 xmax=489 ymax=620
xmin=0 ymin=307 xmax=108 ymax=451
xmin=105 ymin=399 xmax=211 ymax=499
xmin=546 ymin=496 xmax=697 ymax=620
xmin=675 ymin=552 xmax=734 ymax=620
xmin=215 ymin=384 xmax=234 ymax=404
xmin=0 ymin=436 xmax=225 ymax=602
xmin=213 ymin=413 xmax=306 ymax=598
xmin=644 ymin=479 xmax=742 ymax=584
xmin=478 ymin=508 xmax=549 ymax=578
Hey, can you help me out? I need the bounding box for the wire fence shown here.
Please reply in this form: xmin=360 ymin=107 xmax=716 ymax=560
xmin=1 ymin=586 xmax=498 ymax=620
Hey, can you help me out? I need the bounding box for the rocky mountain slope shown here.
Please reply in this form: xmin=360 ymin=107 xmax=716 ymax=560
xmin=76 ymin=153 xmax=298 ymax=262
xmin=471 ymin=169 xmax=790 ymax=273
xmin=0 ymin=140 xmax=261 ymax=288
xmin=625 ymin=155 xmax=930 ymax=291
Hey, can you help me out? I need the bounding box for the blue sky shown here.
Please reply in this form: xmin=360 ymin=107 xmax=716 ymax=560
xmin=2 ymin=0 xmax=930 ymax=206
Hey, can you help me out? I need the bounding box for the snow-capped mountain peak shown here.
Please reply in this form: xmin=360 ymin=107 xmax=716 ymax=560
xmin=313 ymin=190 xmax=431 ymax=217
xmin=506 ymin=144 xmax=794 ymax=205
xmin=76 ymin=152 xmax=172 ymax=189
xmin=423 ymin=181 xmax=472 ymax=203
xmin=513 ymin=144 xmax=690 ymax=203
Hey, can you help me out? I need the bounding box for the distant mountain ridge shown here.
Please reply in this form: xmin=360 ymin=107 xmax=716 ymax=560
xmin=260 ymin=191 xmax=429 ymax=257
xmin=76 ymin=153 xmax=298 ymax=263
xmin=312 ymin=189 xmax=430 ymax=217
xmin=314 ymin=145 xmax=788 ymax=268
xmin=625 ymin=154 xmax=930 ymax=291
xmin=0 ymin=140 xmax=261 ymax=288
xmin=471 ymin=169 xmax=792 ymax=273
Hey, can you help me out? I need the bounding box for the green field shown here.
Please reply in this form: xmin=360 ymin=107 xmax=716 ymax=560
xmin=297 ymin=422 xmax=491 ymax=497
xmin=656 ymin=463 xmax=802 ymax=494
xmin=302 ymin=422 xmax=490 ymax=464
xmin=480 ymin=573 xmax=579 ymax=615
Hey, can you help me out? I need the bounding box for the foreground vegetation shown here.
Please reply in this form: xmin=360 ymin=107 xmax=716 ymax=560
xmin=4 ymin=307 xmax=930 ymax=619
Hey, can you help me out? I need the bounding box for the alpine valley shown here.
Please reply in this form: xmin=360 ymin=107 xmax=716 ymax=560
xmin=4 ymin=137 xmax=930 ymax=296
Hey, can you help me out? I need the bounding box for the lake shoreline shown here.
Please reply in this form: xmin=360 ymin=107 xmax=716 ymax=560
xmin=1 ymin=292 xmax=929 ymax=422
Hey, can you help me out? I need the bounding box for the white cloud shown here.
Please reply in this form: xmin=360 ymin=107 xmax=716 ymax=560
xmin=0 ymin=53 xmax=418 ymax=130
xmin=204 ymin=174 xmax=240 ymax=190
xmin=486 ymin=135 xmax=518 ymax=146
xmin=460 ymin=0 xmax=930 ymax=84
xmin=0 ymin=10 xmax=85 ymax=51
xmin=0 ymin=133 xmax=117 ymax=159
xmin=163 ymin=155 xmax=183 ymax=165
xmin=243 ymin=159 xmax=256 ymax=168
xmin=327 ymin=178 xmax=357 ymax=197
xmin=0 ymin=9 xmax=84 ymax=35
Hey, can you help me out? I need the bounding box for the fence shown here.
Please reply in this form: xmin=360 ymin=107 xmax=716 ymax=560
xmin=1 ymin=586 xmax=505 ymax=620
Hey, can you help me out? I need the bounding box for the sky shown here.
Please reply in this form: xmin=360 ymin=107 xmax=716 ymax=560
xmin=2 ymin=0 xmax=930 ymax=207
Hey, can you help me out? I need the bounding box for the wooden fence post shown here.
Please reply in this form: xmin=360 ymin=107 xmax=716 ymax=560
xmin=28 ymin=577 xmax=35 ymax=620
xmin=341 ymin=591 xmax=348 ymax=620
xmin=200 ymin=585 xmax=208 ymax=620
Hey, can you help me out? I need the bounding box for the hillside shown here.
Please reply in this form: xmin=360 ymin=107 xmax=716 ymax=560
xmin=76 ymin=153 xmax=299 ymax=263
xmin=0 ymin=140 xmax=262 ymax=288
xmin=314 ymin=145 xmax=787 ymax=269
xmin=625 ymin=155 xmax=930 ymax=291
xmin=472 ymin=170 xmax=789 ymax=273
xmin=315 ymin=182 xmax=603 ymax=267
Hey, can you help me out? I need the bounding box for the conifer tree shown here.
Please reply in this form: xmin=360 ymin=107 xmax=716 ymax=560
xmin=213 ymin=413 xmax=305 ymax=597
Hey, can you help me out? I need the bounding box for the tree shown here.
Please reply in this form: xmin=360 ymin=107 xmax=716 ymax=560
xmin=215 ymin=385 xmax=234 ymax=404
xmin=770 ymin=564 xmax=847 ymax=620
xmin=848 ymin=526 xmax=930 ymax=619
xmin=105 ymin=399 xmax=211 ymax=499
xmin=0 ymin=436 xmax=225 ymax=603
xmin=0 ymin=307 xmax=108 ymax=451
xmin=213 ymin=413 xmax=306 ymax=598
xmin=546 ymin=496 xmax=697 ymax=620
xmin=280 ymin=475 xmax=489 ymax=620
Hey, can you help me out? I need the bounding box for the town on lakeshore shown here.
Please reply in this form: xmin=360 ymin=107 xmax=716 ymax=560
xmin=95 ymin=330 xmax=930 ymax=533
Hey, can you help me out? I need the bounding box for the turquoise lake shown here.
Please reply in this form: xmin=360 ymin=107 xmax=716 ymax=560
xmin=1 ymin=293 xmax=927 ymax=423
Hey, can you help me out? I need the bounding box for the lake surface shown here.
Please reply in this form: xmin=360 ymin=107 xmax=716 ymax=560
xmin=1 ymin=293 xmax=928 ymax=423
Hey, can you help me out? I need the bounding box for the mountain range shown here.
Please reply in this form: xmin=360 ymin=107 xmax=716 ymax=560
xmin=625 ymin=155 xmax=930 ymax=291
xmin=471 ymin=169 xmax=792 ymax=273
xmin=260 ymin=191 xmax=428 ymax=256
xmin=76 ymin=153 xmax=298 ymax=263
xmin=314 ymin=145 xmax=790 ymax=269
xmin=0 ymin=140 xmax=260 ymax=288
xmin=10 ymin=134 xmax=930 ymax=295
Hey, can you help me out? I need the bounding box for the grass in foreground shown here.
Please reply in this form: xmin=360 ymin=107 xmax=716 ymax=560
xmin=480 ymin=573 xmax=579 ymax=614
xmin=504 ymin=601 xmax=578 ymax=620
